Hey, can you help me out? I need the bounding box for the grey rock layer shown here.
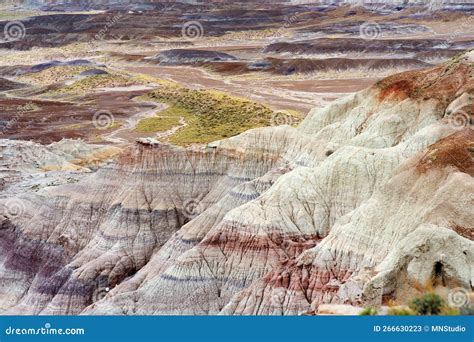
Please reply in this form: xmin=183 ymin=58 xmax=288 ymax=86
xmin=0 ymin=53 xmax=472 ymax=315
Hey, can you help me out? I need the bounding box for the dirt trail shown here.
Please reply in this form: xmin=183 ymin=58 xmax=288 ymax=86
xmin=102 ymin=101 xmax=165 ymax=144
xmin=155 ymin=116 xmax=188 ymax=141
xmin=101 ymin=101 xmax=188 ymax=145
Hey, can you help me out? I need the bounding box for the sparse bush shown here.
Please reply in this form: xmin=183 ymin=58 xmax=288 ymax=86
xmin=440 ymin=307 xmax=461 ymax=316
xmin=135 ymin=106 xmax=185 ymax=133
xmin=408 ymin=293 xmax=445 ymax=315
xmin=55 ymin=73 xmax=140 ymax=94
xmin=359 ymin=307 xmax=377 ymax=316
xmin=388 ymin=306 xmax=415 ymax=316
xmin=147 ymin=84 xmax=301 ymax=145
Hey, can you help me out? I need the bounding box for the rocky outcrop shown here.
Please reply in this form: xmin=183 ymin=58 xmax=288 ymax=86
xmin=0 ymin=141 xmax=281 ymax=314
xmin=0 ymin=78 xmax=25 ymax=91
xmin=264 ymin=38 xmax=471 ymax=56
xmin=202 ymin=57 xmax=432 ymax=76
xmin=222 ymin=130 xmax=473 ymax=315
xmin=0 ymin=139 xmax=121 ymax=193
xmin=0 ymin=52 xmax=472 ymax=315
xmin=150 ymin=50 xmax=237 ymax=65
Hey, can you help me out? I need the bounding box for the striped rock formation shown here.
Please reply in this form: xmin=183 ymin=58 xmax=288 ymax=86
xmin=0 ymin=52 xmax=473 ymax=315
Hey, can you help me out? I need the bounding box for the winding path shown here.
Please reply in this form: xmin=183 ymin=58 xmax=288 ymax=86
xmin=155 ymin=116 xmax=188 ymax=141
xmin=101 ymin=101 xmax=188 ymax=145
xmin=101 ymin=101 xmax=165 ymax=144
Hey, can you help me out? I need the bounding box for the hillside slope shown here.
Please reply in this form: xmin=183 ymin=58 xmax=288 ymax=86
xmin=0 ymin=52 xmax=472 ymax=315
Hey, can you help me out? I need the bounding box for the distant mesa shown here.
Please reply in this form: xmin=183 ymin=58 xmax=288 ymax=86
xmin=247 ymin=60 xmax=272 ymax=71
xmin=150 ymin=49 xmax=238 ymax=65
xmin=79 ymin=69 xmax=108 ymax=76
xmin=30 ymin=60 xmax=64 ymax=73
xmin=0 ymin=77 xmax=26 ymax=91
xmin=267 ymin=57 xmax=432 ymax=75
xmin=66 ymin=59 xmax=95 ymax=66
xmin=298 ymin=22 xmax=430 ymax=36
xmin=29 ymin=59 xmax=96 ymax=73
xmin=205 ymin=57 xmax=432 ymax=76
xmin=263 ymin=38 xmax=471 ymax=56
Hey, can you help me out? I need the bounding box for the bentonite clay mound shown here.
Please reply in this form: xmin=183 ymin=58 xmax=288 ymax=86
xmin=0 ymin=52 xmax=472 ymax=315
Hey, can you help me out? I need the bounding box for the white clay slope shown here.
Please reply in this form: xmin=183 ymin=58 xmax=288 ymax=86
xmin=0 ymin=52 xmax=472 ymax=315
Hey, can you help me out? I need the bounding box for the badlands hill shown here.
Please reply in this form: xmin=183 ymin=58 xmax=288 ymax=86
xmin=0 ymin=51 xmax=472 ymax=315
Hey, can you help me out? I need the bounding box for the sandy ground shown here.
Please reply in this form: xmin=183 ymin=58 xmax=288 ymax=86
xmin=123 ymin=65 xmax=372 ymax=114
xmin=101 ymin=101 xmax=163 ymax=144
xmin=1 ymin=4 xmax=472 ymax=145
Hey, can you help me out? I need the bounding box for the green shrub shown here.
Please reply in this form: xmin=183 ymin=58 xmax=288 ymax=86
xmin=408 ymin=293 xmax=445 ymax=315
xmin=135 ymin=105 xmax=188 ymax=133
xmin=135 ymin=116 xmax=180 ymax=133
xmin=387 ymin=307 xmax=415 ymax=316
xmin=147 ymin=84 xmax=301 ymax=145
xmin=440 ymin=307 xmax=461 ymax=316
xmin=359 ymin=307 xmax=378 ymax=316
